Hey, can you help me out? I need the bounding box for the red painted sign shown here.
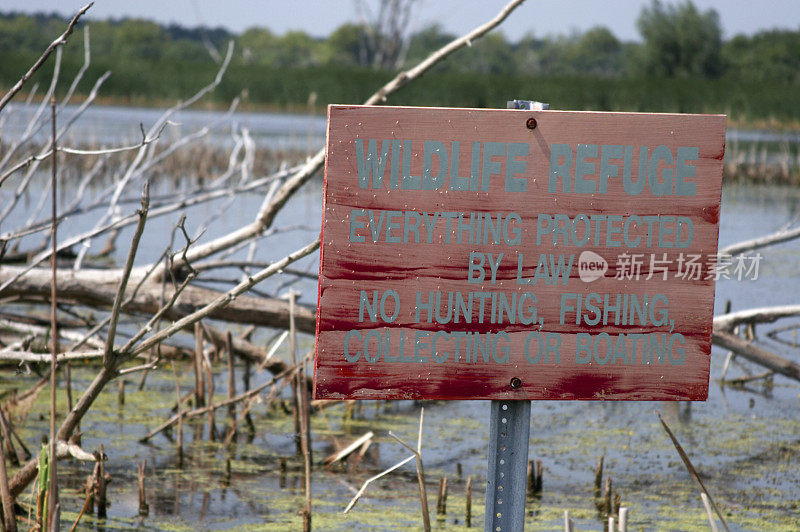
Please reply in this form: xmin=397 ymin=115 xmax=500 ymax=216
xmin=314 ymin=105 xmax=725 ymax=400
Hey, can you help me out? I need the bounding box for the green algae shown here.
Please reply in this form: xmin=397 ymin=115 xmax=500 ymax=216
xmin=5 ymin=359 xmax=800 ymax=530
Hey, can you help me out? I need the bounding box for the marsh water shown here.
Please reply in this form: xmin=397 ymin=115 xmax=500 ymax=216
xmin=2 ymin=104 xmax=800 ymax=530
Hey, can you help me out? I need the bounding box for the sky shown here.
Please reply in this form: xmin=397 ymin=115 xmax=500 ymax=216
xmin=3 ymin=0 xmax=799 ymax=42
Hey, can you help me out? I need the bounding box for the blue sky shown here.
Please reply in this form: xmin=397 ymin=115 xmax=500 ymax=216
xmin=4 ymin=1 xmax=799 ymax=42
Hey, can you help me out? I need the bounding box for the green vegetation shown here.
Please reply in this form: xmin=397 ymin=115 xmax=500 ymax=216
xmin=1 ymin=1 xmax=799 ymax=126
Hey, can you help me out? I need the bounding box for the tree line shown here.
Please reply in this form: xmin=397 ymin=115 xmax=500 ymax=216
xmin=0 ymin=1 xmax=798 ymax=123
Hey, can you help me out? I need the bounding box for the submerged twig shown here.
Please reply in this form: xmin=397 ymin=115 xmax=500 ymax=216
xmin=139 ymin=355 xmax=307 ymax=442
xmin=343 ymin=408 xmax=429 ymax=532
xmin=388 ymin=423 xmax=431 ymax=532
xmin=656 ymin=412 xmax=730 ymax=532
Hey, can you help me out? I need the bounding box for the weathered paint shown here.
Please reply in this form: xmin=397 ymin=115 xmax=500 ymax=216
xmin=315 ymin=105 xmax=726 ymax=400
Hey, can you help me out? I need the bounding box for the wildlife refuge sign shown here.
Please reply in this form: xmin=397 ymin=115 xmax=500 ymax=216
xmin=314 ymin=105 xmax=726 ymax=401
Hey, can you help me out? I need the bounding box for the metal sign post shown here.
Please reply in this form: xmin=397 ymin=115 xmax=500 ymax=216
xmin=483 ymin=100 xmax=550 ymax=532
xmin=484 ymin=399 xmax=531 ymax=531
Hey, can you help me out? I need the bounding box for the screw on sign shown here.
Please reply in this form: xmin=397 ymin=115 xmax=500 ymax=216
xmin=315 ymin=101 xmax=725 ymax=529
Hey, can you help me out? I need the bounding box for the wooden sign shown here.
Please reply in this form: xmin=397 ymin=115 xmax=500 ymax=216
xmin=314 ymin=105 xmax=725 ymax=400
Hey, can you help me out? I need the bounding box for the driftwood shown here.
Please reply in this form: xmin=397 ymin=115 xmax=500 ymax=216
xmin=719 ymin=224 xmax=800 ymax=256
xmin=0 ymin=266 xmax=316 ymax=334
xmin=657 ymin=413 xmax=730 ymax=531
xmin=712 ymin=305 xmax=800 ymax=382
xmin=713 ymin=305 xmax=800 ymax=333
xmin=323 ymin=431 xmax=374 ymax=466
xmin=711 ymin=329 xmax=800 ymax=381
xmin=54 ymin=440 xmax=99 ymax=462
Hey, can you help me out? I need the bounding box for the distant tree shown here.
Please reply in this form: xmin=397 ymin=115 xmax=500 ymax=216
xmin=161 ymin=38 xmax=213 ymax=63
xmin=723 ymin=30 xmax=800 ymax=84
xmin=403 ymin=24 xmax=455 ymax=69
xmin=454 ymin=32 xmax=516 ymax=75
xmin=239 ymin=27 xmax=277 ymax=65
xmin=325 ymin=23 xmax=370 ymax=67
xmin=513 ymin=29 xmax=624 ymax=77
xmin=0 ymin=13 xmax=56 ymax=54
xmin=566 ymin=27 xmax=623 ymax=76
xmin=635 ymin=0 xmax=723 ymax=78
xmin=273 ymin=30 xmax=321 ymax=68
xmin=112 ymin=19 xmax=167 ymax=61
xmin=354 ymin=0 xmax=418 ymax=69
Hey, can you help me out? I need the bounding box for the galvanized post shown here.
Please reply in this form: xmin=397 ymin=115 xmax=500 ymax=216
xmin=484 ymin=400 xmax=531 ymax=532
xmin=483 ymin=99 xmax=550 ymax=532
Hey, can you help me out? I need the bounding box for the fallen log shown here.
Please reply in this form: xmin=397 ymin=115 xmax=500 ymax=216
xmin=713 ymin=305 xmax=800 ymax=333
xmin=712 ymin=328 xmax=800 ymax=382
xmin=0 ymin=266 xmax=316 ymax=334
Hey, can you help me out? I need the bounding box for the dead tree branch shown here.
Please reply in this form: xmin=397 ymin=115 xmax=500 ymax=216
xmin=711 ymin=329 xmax=800 ymax=382
xmin=103 ymin=183 xmax=149 ymax=367
xmin=720 ymin=225 xmax=800 ymax=257
xmin=713 ymin=305 xmax=800 ymax=333
xmin=0 ymin=3 xmax=93 ymax=114
xmin=0 ymin=267 xmax=317 ymax=334
xmin=129 ymin=237 xmax=319 ymax=357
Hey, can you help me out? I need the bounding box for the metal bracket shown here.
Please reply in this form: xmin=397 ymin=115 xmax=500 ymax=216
xmin=507 ymin=100 xmax=550 ymax=110
xmin=484 ymin=400 xmax=531 ymax=532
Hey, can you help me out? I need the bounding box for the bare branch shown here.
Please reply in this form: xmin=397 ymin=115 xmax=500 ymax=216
xmin=117 ymin=274 xmax=196 ymax=356
xmin=193 ymin=259 xmax=318 ymax=280
xmin=48 ymin=94 xmax=60 ymax=522
xmin=3 ymin=164 xmax=290 ymax=273
xmin=343 ymin=455 xmax=415 ymax=514
xmin=0 ymin=411 xmax=15 ymax=532
xmin=713 ymin=305 xmax=800 ymax=332
xmin=117 ymin=358 xmax=159 ymax=376
xmin=363 ymin=0 xmax=525 ymax=105
xmin=0 ymin=111 xmax=164 ymax=189
xmin=0 ymin=350 xmax=104 ymax=363
xmin=344 ymin=408 xmax=427 ymax=518
xmin=0 ymin=46 xmax=63 ymax=171
xmin=60 ymin=26 xmax=91 ymax=107
xmin=712 ymin=329 xmax=800 ymax=382
xmin=71 ymin=42 xmax=235 ymax=270
xmin=0 ymin=66 xmax=111 ymax=233
xmin=0 ymin=2 xmax=93 ymax=114
xmin=129 ymin=236 xmax=320 ymax=358
xmin=68 ymin=246 xmax=169 ymax=353
xmin=324 ymin=431 xmax=374 ymax=466
xmin=104 ymin=183 xmax=150 ymax=367
xmin=720 ymin=225 xmax=800 ymax=256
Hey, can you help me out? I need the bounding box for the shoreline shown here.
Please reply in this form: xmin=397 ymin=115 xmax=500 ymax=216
xmin=7 ymin=91 xmax=800 ymax=132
